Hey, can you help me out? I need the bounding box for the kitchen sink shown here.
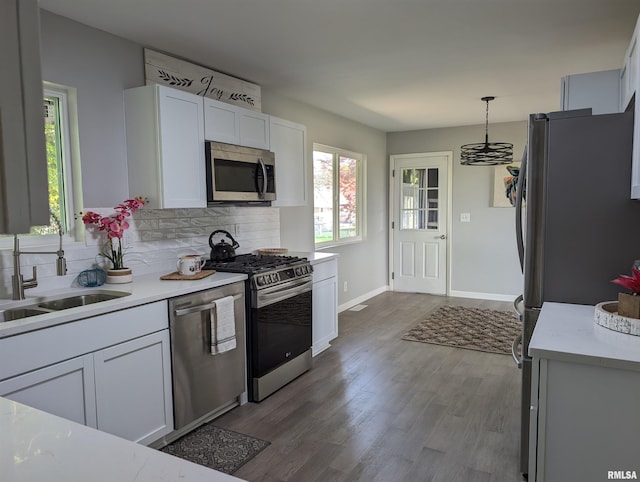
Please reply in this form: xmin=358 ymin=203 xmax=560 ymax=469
xmin=37 ymin=292 xmax=130 ymax=310
xmin=0 ymin=307 xmax=53 ymax=322
xmin=0 ymin=290 xmax=131 ymax=322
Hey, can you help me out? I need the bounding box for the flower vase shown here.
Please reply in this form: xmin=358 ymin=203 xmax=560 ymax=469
xmin=617 ymin=292 xmax=640 ymax=318
xmin=106 ymin=267 xmax=133 ymax=284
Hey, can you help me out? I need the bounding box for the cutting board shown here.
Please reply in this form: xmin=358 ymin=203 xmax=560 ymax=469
xmin=160 ymin=270 xmax=216 ymax=280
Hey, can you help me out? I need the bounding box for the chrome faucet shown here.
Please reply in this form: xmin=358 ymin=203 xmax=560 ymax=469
xmin=11 ymin=211 xmax=67 ymax=300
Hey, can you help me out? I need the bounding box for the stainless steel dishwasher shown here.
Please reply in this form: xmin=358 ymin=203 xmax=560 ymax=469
xmin=168 ymin=281 xmax=246 ymax=438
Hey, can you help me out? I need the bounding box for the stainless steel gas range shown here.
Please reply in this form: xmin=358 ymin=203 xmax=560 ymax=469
xmin=204 ymin=254 xmax=313 ymax=402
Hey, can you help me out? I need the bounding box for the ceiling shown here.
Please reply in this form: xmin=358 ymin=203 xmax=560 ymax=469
xmin=39 ymin=0 xmax=640 ymax=132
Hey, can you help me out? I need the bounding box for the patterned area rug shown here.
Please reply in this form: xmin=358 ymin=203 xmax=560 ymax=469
xmin=161 ymin=424 xmax=270 ymax=474
xmin=402 ymin=305 xmax=520 ymax=355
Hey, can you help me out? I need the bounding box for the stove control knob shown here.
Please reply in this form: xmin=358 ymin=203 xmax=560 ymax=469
xmin=295 ymin=267 xmax=302 ymax=276
xmin=257 ymin=276 xmax=265 ymax=286
xmin=273 ymin=273 xmax=280 ymax=282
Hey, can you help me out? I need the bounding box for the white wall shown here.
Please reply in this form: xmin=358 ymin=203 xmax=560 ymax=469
xmin=387 ymin=121 xmax=526 ymax=299
xmin=29 ymin=10 xmax=517 ymax=304
xmin=5 ymin=11 xmax=390 ymax=307
xmin=39 ymin=10 xmax=144 ymax=207
xmin=262 ymin=91 xmax=389 ymax=307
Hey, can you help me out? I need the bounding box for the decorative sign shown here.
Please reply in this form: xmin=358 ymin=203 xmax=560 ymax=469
xmin=144 ymin=48 xmax=261 ymax=112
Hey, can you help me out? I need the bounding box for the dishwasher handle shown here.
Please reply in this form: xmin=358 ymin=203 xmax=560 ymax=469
xmin=174 ymin=293 xmax=242 ymax=317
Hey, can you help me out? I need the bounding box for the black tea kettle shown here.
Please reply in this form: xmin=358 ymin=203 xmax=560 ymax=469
xmin=209 ymin=229 xmax=239 ymax=261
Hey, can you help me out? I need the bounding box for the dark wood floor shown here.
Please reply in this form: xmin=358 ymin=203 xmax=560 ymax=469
xmin=215 ymin=291 xmax=524 ymax=482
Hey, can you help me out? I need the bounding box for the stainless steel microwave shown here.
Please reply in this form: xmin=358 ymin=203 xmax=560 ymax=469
xmin=205 ymin=141 xmax=276 ymax=203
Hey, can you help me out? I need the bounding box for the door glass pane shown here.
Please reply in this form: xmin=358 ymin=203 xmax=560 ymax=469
xmin=400 ymin=168 xmax=427 ymax=229
xmin=427 ymin=168 xmax=438 ymax=188
xmin=401 ymin=167 xmax=439 ymax=230
xmin=313 ymin=151 xmax=334 ymax=243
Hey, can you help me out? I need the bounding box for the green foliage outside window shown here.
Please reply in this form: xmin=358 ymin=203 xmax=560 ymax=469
xmin=30 ymin=96 xmax=65 ymax=235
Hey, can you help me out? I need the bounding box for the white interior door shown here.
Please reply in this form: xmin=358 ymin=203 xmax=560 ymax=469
xmin=391 ymin=152 xmax=451 ymax=294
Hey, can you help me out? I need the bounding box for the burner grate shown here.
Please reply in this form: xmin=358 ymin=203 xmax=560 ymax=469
xmin=204 ymin=254 xmax=306 ymax=274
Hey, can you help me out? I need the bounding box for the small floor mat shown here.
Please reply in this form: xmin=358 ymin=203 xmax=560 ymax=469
xmin=161 ymin=424 xmax=270 ymax=474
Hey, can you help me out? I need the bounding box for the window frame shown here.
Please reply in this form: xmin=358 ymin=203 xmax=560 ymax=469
xmin=313 ymin=143 xmax=366 ymax=249
xmin=0 ymin=82 xmax=83 ymax=248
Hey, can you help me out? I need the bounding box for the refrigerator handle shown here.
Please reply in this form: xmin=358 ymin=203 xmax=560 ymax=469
xmin=511 ymin=333 xmax=523 ymax=368
xmin=515 ymin=147 xmax=527 ymax=273
xmin=513 ymin=294 xmax=524 ymax=318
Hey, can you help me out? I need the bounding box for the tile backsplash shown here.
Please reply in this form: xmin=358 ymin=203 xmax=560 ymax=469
xmin=0 ymin=206 xmax=279 ymax=298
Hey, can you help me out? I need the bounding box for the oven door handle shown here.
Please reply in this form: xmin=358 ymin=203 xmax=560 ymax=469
xmin=256 ymin=278 xmax=312 ymax=308
xmin=174 ymin=293 xmax=242 ymax=317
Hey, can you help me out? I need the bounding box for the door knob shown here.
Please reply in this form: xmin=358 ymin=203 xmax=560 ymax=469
xmin=438 ymin=234 xmax=447 ymax=239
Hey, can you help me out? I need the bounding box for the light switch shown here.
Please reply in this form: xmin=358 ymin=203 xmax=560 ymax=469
xmin=460 ymin=212 xmax=471 ymax=223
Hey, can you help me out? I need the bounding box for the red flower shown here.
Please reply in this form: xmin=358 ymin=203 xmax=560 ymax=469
xmin=612 ymin=268 xmax=640 ymax=295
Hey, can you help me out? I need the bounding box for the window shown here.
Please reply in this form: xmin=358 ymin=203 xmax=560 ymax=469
xmin=1 ymin=83 xmax=81 ymax=246
xmin=313 ymin=144 xmax=365 ymax=247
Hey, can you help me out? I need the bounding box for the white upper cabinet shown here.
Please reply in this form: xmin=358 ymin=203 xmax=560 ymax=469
xmin=239 ymin=110 xmax=270 ymax=149
xmin=270 ymin=116 xmax=307 ymax=206
xmin=125 ymin=84 xmax=206 ymax=209
xmin=203 ymin=98 xmax=241 ymax=145
xmin=560 ymin=70 xmax=621 ymax=114
xmin=0 ymin=0 xmax=49 ymax=233
xmin=204 ymin=97 xmax=270 ymax=149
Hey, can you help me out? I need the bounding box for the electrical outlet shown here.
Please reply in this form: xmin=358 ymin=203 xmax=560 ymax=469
xmin=460 ymin=212 xmax=471 ymax=223
xmin=234 ymin=224 xmax=241 ymax=236
xmin=343 ymin=281 xmax=348 ymax=292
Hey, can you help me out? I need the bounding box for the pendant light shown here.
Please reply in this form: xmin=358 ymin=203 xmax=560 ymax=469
xmin=460 ymin=96 xmax=513 ymax=166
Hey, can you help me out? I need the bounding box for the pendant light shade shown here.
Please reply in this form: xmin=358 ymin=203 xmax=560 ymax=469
xmin=460 ymin=96 xmax=513 ymax=166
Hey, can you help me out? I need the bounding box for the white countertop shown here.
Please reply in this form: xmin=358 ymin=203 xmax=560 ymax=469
xmin=0 ymin=270 xmax=247 ymax=339
xmin=0 ymin=396 xmax=242 ymax=482
xmin=529 ymin=302 xmax=640 ymax=370
xmin=289 ymin=251 xmax=339 ymax=264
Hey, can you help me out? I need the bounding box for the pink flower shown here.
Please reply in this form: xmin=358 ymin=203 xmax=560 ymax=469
xmin=81 ymin=197 xmax=146 ymax=269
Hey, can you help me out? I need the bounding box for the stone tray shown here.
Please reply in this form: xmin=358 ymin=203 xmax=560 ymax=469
xmin=594 ymin=301 xmax=640 ymax=336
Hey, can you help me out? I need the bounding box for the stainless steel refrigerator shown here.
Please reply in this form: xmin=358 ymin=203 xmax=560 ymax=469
xmin=513 ymin=107 xmax=640 ymax=477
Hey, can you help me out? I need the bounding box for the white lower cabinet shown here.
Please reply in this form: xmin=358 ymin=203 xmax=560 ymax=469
xmin=529 ymin=357 xmax=640 ymax=481
xmin=0 ymin=354 xmax=97 ymax=427
xmin=0 ymin=301 xmax=173 ymax=445
xmin=312 ymin=258 xmax=338 ymax=356
xmin=94 ymin=330 xmax=173 ymax=445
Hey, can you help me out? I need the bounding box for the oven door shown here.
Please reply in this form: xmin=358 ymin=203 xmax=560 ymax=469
xmin=251 ymin=277 xmax=312 ymax=378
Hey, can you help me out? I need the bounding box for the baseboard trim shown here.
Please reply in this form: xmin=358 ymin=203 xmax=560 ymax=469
xmin=338 ymin=286 xmax=389 ymax=313
xmin=448 ymin=290 xmax=519 ymax=302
